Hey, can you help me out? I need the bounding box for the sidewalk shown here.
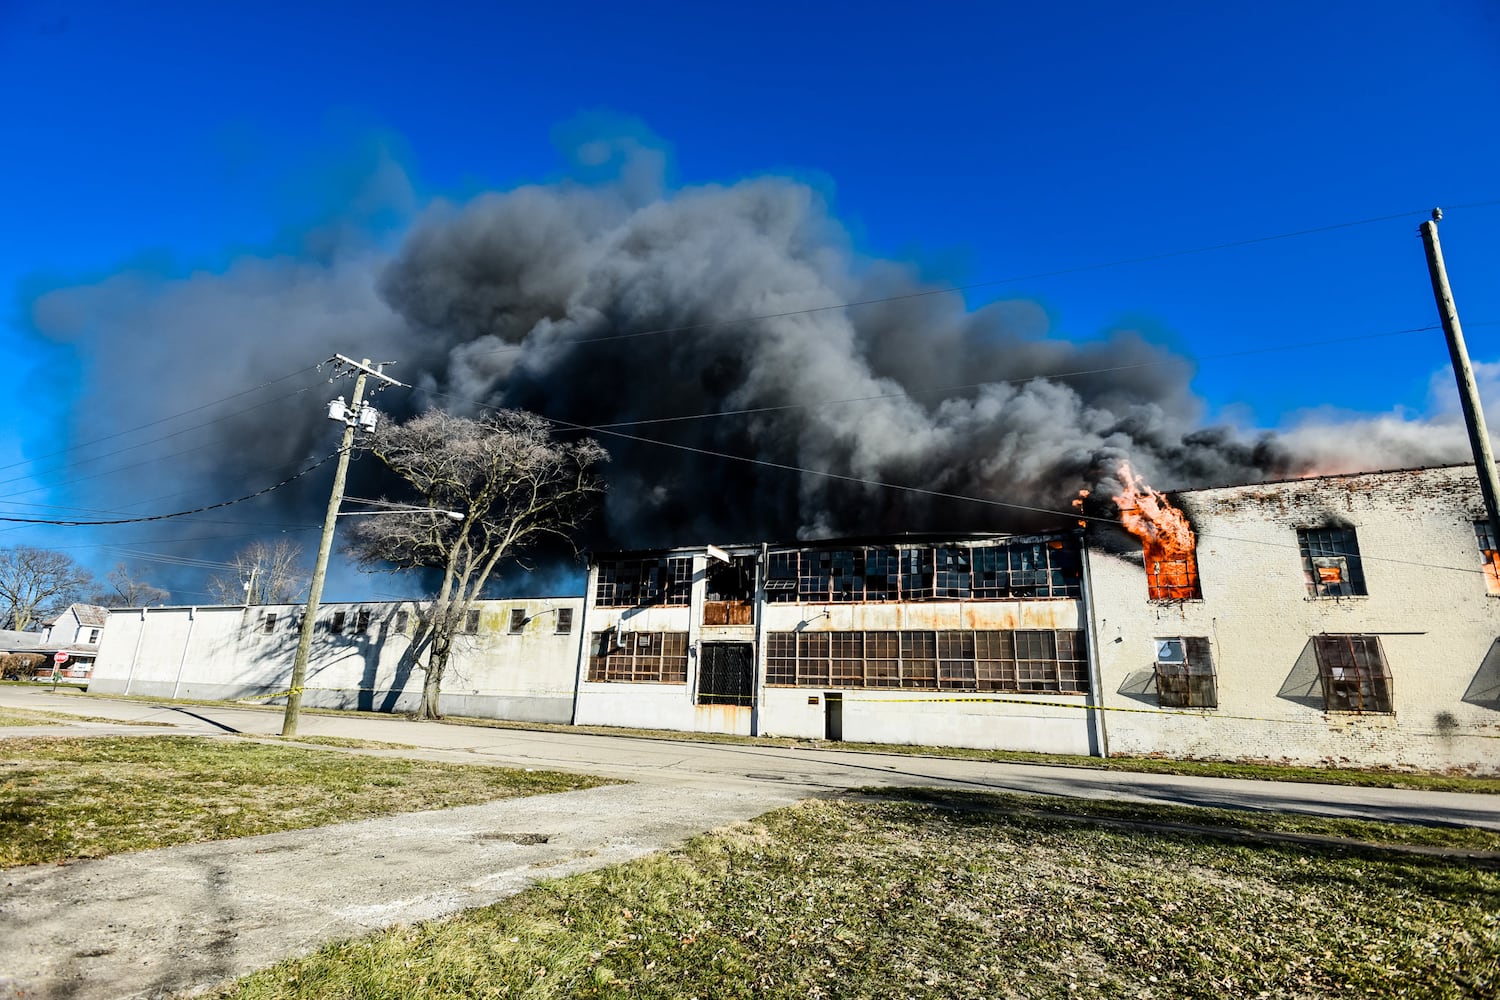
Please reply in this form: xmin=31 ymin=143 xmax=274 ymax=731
xmin=0 ymin=781 xmax=800 ymax=1000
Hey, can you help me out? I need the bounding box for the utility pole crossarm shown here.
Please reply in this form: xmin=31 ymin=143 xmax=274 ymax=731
xmin=329 ymin=354 xmax=407 ymax=388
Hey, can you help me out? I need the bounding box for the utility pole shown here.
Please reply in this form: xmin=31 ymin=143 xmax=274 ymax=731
xmin=281 ymin=356 xmax=402 ymax=737
xmin=1420 ymin=209 xmax=1500 ymax=551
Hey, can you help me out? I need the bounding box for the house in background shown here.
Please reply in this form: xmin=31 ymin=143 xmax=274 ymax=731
xmin=33 ymin=604 xmax=109 ymax=680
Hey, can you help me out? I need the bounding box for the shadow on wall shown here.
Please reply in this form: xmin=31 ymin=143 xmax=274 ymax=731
xmin=1277 ymin=639 xmax=1326 ymax=711
xmin=1116 ymin=668 xmax=1160 ymax=708
xmin=1462 ymin=639 xmax=1500 ymax=709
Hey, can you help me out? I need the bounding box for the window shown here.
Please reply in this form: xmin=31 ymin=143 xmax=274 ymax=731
xmin=262 ymin=613 xmax=277 ymax=635
xmin=87 ymin=628 xmax=101 ymax=644
xmin=1298 ymin=527 xmax=1367 ymax=597
xmin=509 ymin=608 xmax=528 ymax=634
xmin=555 ymin=608 xmax=573 ymax=634
xmin=766 ymin=629 xmax=1088 ymax=693
xmin=1477 ymin=521 xmax=1500 ymax=595
xmin=464 ymin=609 xmax=481 ymax=633
xmin=1312 ymin=634 xmax=1393 ymax=713
xmin=328 ymin=611 xmax=346 ymax=634
xmin=393 ymin=610 xmax=409 ymax=632
xmin=355 ymin=609 xmax=372 ymax=634
xmin=1153 ymin=637 xmax=1217 ymax=708
xmin=587 ymin=630 xmax=689 ymax=684
xmin=593 ymin=557 xmax=692 ymax=607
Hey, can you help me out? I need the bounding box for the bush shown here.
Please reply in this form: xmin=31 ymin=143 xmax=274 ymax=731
xmin=1 ymin=653 xmax=47 ymax=681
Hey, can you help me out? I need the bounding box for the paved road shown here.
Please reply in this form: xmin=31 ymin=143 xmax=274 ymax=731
xmin=3 ymin=687 xmax=1498 ymax=999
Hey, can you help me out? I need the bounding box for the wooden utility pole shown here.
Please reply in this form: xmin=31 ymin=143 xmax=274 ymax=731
xmin=1420 ymin=209 xmax=1500 ymax=548
xmin=281 ymin=356 xmax=400 ymax=736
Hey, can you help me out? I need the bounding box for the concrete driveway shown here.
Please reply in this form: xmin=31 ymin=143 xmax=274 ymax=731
xmin=3 ymin=686 xmax=1498 ymax=999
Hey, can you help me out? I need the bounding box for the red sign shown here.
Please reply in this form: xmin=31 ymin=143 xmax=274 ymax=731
xmin=53 ymin=651 xmax=69 ymax=664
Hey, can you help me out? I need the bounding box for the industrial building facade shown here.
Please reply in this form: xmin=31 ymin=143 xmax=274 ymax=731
xmin=88 ymin=464 xmax=1500 ymax=772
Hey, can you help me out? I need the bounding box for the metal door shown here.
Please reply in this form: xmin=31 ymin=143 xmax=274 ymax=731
xmin=698 ymin=642 xmax=754 ymax=707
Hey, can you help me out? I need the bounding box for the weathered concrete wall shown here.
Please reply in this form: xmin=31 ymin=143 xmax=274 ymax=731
xmin=91 ymin=598 xmax=584 ymax=723
xmin=1091 ymin=464 xmax=1500 ymax=773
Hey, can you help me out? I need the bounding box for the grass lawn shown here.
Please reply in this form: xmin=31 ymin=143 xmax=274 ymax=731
xmin=211 ymin=791 xmax=1499 ymax=1000
xmin=0 ymin=735 xmax=612 ymax=868
xmin=0 ymin=706 xmax=168 ymax=727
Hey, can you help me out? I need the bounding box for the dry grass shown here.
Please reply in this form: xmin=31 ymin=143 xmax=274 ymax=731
xmin=0 ymin=706 xmax=168 ymax=727
xmin=0 ymin=735 xmax=613 ymax=868
xmin=210 ymin=791 xmax=1500 ymax=999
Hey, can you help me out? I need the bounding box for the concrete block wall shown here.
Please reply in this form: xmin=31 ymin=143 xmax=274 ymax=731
xmin=91 ymin=598 xmax=585 ymax=723
xmin=1090 ymin=465 xmax=1500 ymax=773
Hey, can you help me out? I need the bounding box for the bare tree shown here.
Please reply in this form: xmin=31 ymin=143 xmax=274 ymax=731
xmin=91 ymin=563 xmax=171 ymax=608
xmin=207 ymin=539 xmax=311 ymax=605
xmin=347 ymin=409 xmax=607 ymax=719
xmin=0 ymin=546 xmax=93 ymax=632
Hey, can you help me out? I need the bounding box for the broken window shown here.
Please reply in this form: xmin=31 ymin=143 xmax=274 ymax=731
xmin=593 ymin=557 xmax=692 ymax=608
xmin=555 ymin=608 xmax=573 ymax=634
xmin=800 ymin=551 xmax=834 ymax=602
xmin=862 ymin=548 xmax=900 ymax=600
xmin=900 ymin=548 xmax=936 ymax=600
xmin=464 ymin=609 xmax=481 ymax=633
xmin=587 ymin=631 xmax=689 ymax=684
xmin=765 ymin=629 xmax=1088 ymax=693
xmin=765 ymin=551 xmax=799 ymax=601
xmin=934 ymin=548 xmax=972 ymax=599
xmin=509 ymin=608 xmax=527 ymax=634
xmin=829 ymin=549 xmax=862 ymax=603
xmin=262 ymin=613 xmax=277 ymax=634
xmin=1298 ymin=527 xmax=1367 ymax=597
xmin=328 ymin=610 xmax=346 ymax=634
xmin=1153 ymin=637 xmax=1217 ymax=708
xmin=1312 ymin=634 xmax=1393 ymax=713
xmin=355 ymin=609 xmax=372 ymax=634
xmin=703 ymin=554 xmax=756 ymax=625
xmin=1476 ymin=521 xmax=1500 ymax=595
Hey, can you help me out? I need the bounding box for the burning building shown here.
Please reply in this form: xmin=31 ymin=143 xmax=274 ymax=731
xmin=88 ymin=463 xmax=1500 ymax=773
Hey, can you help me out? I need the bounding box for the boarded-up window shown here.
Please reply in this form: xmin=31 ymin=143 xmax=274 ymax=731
xmin=1298 ymin=527 xmax=1367 ymax=597
xmin=1153 ymin=637 xmax=1217 ymax=708
xmin=1313 ymin=634 xmax=1392 ymax=713
xmin=587 ymin=630 xmax=689 ymax=684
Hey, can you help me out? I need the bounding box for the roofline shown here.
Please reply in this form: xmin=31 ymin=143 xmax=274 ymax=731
xmin=102 ymin=596 xmax=585 ymax=613
xmin=591 ymin=528 xmax=1081 ymax=562
xmin=1170 ymin=461 xmax=1483 ymax=496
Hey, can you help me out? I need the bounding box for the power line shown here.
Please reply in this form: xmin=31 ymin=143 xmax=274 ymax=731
xmin=465 ymin=200 xmax=1500 ymax=359
xmin=0 ymin=363 xmax=321 ymax=476
xmin=0 ymin=451 xmax=340 ymax=526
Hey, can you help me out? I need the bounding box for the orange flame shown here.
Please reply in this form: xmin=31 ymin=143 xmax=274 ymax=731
xmin=1112 ymin=462 xmax=1201 ymax=600
xmin=1483 ymin=548 xmax=1500 ymax=596
xmin=1071 ymin=489 xmax=1090 ymax=528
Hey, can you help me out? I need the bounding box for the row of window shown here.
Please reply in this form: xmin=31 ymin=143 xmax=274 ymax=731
xmin=1153 ymin=633 xmax=1393 ymax=713
xmin=592 ymin=539 xmax=1083 ymax=609
xmin=587 ymin=631 xmax=690 ymax=684
xmin=766 ymin=629 xmax=1088 ymax=692
xmin=256 ymin=607 xmax=574 ymax=636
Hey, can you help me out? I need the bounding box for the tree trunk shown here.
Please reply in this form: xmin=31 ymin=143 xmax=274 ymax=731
xmin=419 ymin=629 xmax=452 ymax=719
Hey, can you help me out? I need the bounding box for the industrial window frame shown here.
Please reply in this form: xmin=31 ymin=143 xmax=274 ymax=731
xmin=767 ymin=629 xmax=1088 ymax=694
xmin=1312 ymin=634 xmax=1393 ymax=714
xmin=593 ymin=557 xmax=693 ymax=608
xmin=1297 ymin=527 xmax=1367 ymax=598
xmin=509 ymin=608 xmax=527 ymax=634
xmin=586 ymin=630 xmax=689 ymax=684
xmin=355 ymin=609 xmax=372 ymax=634
xmin=764 ymin=539 xmax=1081 ymax=604
xmin=1153 ymin=637 xmax=1217 ymax=709
xmin=555 ymin=608 xmax=574 ymax=634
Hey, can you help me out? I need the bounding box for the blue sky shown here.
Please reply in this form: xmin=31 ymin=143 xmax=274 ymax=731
xmin=2 ymin=0 xmax=1498 ymax=601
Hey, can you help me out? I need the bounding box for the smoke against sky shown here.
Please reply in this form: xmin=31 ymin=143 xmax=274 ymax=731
xmin=21 ymin=124 xmax=1491 ymax=592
